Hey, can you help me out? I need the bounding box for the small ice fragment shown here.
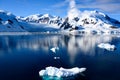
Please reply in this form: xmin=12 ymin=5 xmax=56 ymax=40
xmin=50 ymin=47 xmax=59 ymax=53
xmin=98 ymin=43 xmax=116 ymax=51
xmin=39 ymin=66 xmax=86 ymax=77
xmin=54 ymin=57 xmax=60 ymax=59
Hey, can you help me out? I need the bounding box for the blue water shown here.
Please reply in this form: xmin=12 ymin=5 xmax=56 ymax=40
xmin=0 ymin=33 xmax=120 ymax=80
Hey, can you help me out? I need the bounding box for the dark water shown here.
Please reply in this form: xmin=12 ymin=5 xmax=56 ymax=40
xmin=0 ymin=33 xmax=120 ymax=80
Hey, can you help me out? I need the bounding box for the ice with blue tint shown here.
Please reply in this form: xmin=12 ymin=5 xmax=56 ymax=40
xmin=39 ymin=66 xmax=86 ymax=77
xmin=50 ymin=47 xmax=59 ymax=53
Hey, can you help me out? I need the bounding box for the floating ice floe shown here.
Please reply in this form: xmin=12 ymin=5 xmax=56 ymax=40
xmin=98 ymin=43 xmax=116 ymax=51
xmin=39 ymin=66 xmax=86 ymax=77
xmin=50 ymin=47 xmax=59 ymax=53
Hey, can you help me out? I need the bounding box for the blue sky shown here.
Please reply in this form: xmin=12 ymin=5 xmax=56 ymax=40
xmin=0 ymin=0 xmax=120 ymax=21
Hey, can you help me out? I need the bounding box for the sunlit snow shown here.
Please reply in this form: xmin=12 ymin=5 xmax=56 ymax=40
xmin=39 ymin=66 xmax=86 ymax=77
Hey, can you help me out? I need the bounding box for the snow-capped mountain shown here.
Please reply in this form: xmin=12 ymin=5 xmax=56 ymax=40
xmin=0 ymin=9 xmax=120 ymax=33
xmin=0 ymin=10 xmax=26 ymax=32
xmin=18 ymin=14 xmax=63 ymax=26
xmin=60 ymin=10 xmax=120 ymax=33
xmin=17 ymin=10 xmax=120 ymax=34
xmin=0 ymin=10 xmax=61 ymax=32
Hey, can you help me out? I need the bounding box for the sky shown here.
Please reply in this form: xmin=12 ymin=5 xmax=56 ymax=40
xmin=0 ymin=0 xmax=120 ymax=21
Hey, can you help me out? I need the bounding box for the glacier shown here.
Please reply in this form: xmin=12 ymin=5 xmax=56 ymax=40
xmin=39 ymin=66 xmax=86 ymax=77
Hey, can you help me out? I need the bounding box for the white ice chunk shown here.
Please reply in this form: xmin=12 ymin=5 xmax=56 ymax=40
xmin=39 ymin=66 xmax=86 ymax=77
xmin=98 ymin=43 xmax=116 ymax=51
xmin=50 ymin=47 xmax=59 ymax=53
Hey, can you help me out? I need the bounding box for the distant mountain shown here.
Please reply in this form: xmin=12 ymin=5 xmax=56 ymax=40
xmin=18 ymin=14 xmax=63 ymax=26
xmin=60 ymin=10 xmax=120 ymax=33
xmin=0 ymin=10 xmax=26 ymax=32
xmin=17 ymin=10 xmax=120 ymax=33
xmin=0 ymin=10 xmax=120 ymax=33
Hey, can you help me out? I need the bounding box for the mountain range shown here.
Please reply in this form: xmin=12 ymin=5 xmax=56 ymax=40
xmin=0 ymin=10 xmax=120 ymax=34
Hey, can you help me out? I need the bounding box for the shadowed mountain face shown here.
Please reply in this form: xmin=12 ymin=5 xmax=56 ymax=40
xmin=0 ymin=10 xmax=26 ymax=32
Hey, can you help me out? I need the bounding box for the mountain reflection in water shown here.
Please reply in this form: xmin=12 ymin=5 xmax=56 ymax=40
xmin=0 ymin=34 xmax=113 ymax=63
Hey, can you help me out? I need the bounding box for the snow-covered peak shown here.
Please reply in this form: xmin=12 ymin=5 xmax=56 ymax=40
xmin=21 ymin=13 xmax=56 ymax=22
xmin=81 ymin=10 xmax=106 ymax=18
xmin=0 ymin=10 xmax=16 ymax=21
xmin=24 ymin=14 xmax=43 ymax=20
xmin=0 ymin=10 xmax=26 ymax=31
xmin=41 ymin=14 xmax=54 ymax=18
xmin=59 ymin=9 xmax=120 ymax=34
xmin=18 ymin=13 xmax=63 ymax=27
xmin=67 ymin=0 xmax=106 ymax=21
xmin=1 ymin=9 xmax=119 ymax=33
xmin=67 ymin=10 xmax=119 ymax=28
xmin=0 ymin=10 xmax=12 ymax=15
xmin=24 ymin=13 xmax=54 ymax=20
xmin=64 ymin=0 xmax=120 ymax=32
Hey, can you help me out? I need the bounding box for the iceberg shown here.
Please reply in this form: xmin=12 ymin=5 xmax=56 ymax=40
xmin=50 ymin=47 xmax=59 ymax=53
xmin=98 ymin=43 xmax=116 ymax=51
xmin=39 ymin=66 xmax=86 ymax=77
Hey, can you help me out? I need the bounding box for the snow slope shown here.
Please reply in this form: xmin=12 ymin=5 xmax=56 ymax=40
xmin=0 ymin=10 xmax=26 ymax=32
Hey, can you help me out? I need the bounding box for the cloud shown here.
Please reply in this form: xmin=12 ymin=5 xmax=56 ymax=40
xmin=76 ymin=0 xmax=120 ymax=13
xmin=68 ymin=0 xmax=81 ymax=19
xmin=95 ymin=0 xmax=120 ymax=3
xmin=52 ymin=0 xmax=120 ymax=13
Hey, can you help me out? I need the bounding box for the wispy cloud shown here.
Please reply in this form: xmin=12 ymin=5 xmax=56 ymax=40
xmin=52 ymin=0 xmax=120 ymax=13
xmin=76 ymin=0 xmax=120 ymax=13
xmin=68 ymin=0 xmax=81 ymax=19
